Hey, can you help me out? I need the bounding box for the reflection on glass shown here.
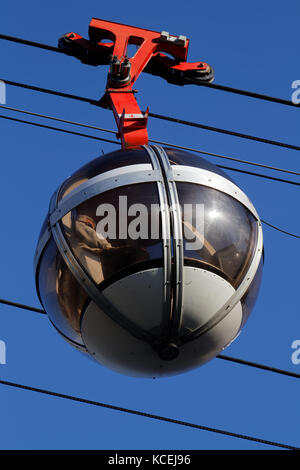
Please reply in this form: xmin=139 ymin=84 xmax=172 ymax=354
xmin=58 ymin=147 xmax=151 ymax=201
xmin=176 ymin=183 xmax=258 ymax=288
xmin=38 ymin=238 xmax=88 ymax=344
xmin=240 ymin=257 xmax=263 ymax=326
xmin=60 ymin=183 xmax=163 ymax=287
xmin=165 ymin=147 xmax=236 ymax=182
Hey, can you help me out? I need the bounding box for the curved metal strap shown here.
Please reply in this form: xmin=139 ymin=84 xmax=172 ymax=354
xmin=48 ymin=165 xmax=161 ymax=345
xmin=152 ymin=146 xmax=184 ymax=338
xmin=33 ymin=223 xmax=51 ymax=274
xmin=171 ymin=165 xmax=259 ymax=220
xmin=180 ymin=220 xmax=263 ymax=345
xmin=50 ymin=164 xmax=160 ymax=225
xmin=143 ymin=145 xmax=172 ymax=337
xmin=50 ymin=218 xmax=156 ymax=344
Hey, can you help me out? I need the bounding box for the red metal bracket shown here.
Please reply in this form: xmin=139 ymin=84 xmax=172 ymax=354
xmin=59 ymin=18 xmax=214 ymax=149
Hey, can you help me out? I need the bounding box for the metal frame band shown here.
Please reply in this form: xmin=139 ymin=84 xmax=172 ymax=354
xmin=171 ymin=165 xmax=259 ymax=220
xmin=180 ymin=219 xmax=263 ymax=345
xmin=36 ymin=146 xmax=264 ymax=352
xmin=34 ymin=190 xmax=63 ymax=278
xmin=50 ymin=164 xmax=161 ymax=226
xmin=33 ymin=223 xmax=51 ymax=274
xmin=47 ymin=167 xmax=160 ymax=345
xmin=50 ymin=214 xmax=156 ymax=344
xmin=143 ymin=145 xmax=172 ymax=337
xmin=153 ymin=146 xmax=184 ymax=339
xmin=34 ymin=189 xmax=64 ymax=276
xmin=35 ymin=164 xmax=159 ymax=274
xmin=50 ymin=316 xmax=88 ymax=351
xmin=34 ymin=191 xmax=60 ymax=304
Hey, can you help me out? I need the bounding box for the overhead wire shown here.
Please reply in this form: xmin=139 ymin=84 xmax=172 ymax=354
xmin=0 ymin=113 xmax=119 ymax=145
xmin=1 ymin=46 xmax=298 ymax=243
xmin=261 ymin=219 xmax=300 ymax=239
xmin=0 ymin=104 xmax=116 ymax=135
xmin=0 ymin=33 xmax=63 ymax=53
xmin=0 ymin=34 xmax=299 ymax=450
xmin=0 ymin=298 xmax=45 ymax=314
xmin=1 ymin=104 xmax=300 ymax=177
xmin=217 ymin=355 xmax=300 ymax=380
xmin=1 ymin=108 xmax=300 ymax=185
xmin=148 ymin=112 xmax=300 ymax=151
xmin=217 ymin=164 xmax=300 ymax=187
xmin=1 ymin=78 xmax=95 ymax=104
xmin=0 ymin=33 xmax=299 ymax=109
xmin=2 ymin=79 xmax=300 ymax=154
xmin=149 ymin=137 xmax=300 ymax=177
xmin=199 ymin=81 xmax=300 ymax=109
xmin=1 ymin=298 xmax=300 ymax=380
xmin=0 ymin=377 xmax=298 ymax=450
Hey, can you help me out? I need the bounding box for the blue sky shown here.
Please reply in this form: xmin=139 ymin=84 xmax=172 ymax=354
xmin=0 ymin=0 xmax=299 ymax=450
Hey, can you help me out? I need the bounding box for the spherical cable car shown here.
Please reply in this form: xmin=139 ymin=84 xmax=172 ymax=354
xmin=35 ymin=146 xmax=263 ymax=377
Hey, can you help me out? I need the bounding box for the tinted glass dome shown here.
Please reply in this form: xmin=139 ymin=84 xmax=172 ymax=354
xmin=35 ymin=146 xmax=263 ymax=377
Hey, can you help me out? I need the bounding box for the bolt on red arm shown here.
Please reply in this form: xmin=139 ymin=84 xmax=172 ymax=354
xmin=59 ymin=18 xmax=214 ymax=150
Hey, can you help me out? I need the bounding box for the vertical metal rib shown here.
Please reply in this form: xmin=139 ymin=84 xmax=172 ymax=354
xmin=152 ymin=146 xmax=184 ymax=338
xmin=143 ymin=145 xmax=172 ymax=337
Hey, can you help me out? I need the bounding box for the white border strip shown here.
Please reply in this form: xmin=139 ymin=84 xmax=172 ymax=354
xmin=171 ymin=165 xmax=259 ymax=220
